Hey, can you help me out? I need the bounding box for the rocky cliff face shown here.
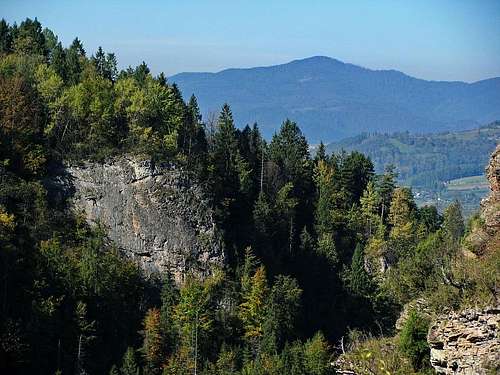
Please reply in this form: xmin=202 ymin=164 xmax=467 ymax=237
xmin=51 ymin=157 xmax=224 ymax=283
xmin=427 ymin=307 xmax=499 ymax=374
xmin=481 ymin=144 xmax=500 ymax=239
xmin=466 ymin=144 xmax=500 ymax=255
xmin=427 ymin=145 xmax=500 ymax=374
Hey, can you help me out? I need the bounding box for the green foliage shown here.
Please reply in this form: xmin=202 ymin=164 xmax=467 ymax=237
xmin=121 ymin=347 xmax=140 ymax=375
xmin=346 ymin=244 xmax=373 ymax=297
xmin=262 ymin=275 xmax=302 ymax=352
xmin=339 ymin=334 xmax=417 ymax=374
xmin=239 ymin=266 xmax=269 ymax=344
xmin=442 ymin=200 xmax=465 ymax=242
xmin=302 ymin=332 xmax=332 ymax=375
xmin=13 ymin=18 xmax=47 ymax=56
xmin=1 ymin=17 xmax=497 ymax=375
xmin=398 ymin=310 xmax=430 ymax=370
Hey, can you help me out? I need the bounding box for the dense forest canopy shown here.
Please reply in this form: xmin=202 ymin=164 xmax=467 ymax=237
xmin=325 ymin=125 xmax=499 ymax=189
xmin=0 ymin=18 xmax=498 ymax=375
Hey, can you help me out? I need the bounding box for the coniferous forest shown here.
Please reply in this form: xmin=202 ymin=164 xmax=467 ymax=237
xmin=1 ymin=18 xmax=498 ymax=375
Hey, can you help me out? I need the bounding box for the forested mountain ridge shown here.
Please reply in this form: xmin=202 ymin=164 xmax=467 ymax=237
xmin=171 ymin=56 xmax=500 ymax=142
xmin=0 ymin=18 xmax=498 ymax=375
xmin=325 ymin=122 xmax=500 ymax=188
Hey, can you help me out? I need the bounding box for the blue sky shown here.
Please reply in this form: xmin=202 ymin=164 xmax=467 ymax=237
xmin=2 ymin=0 xmax=500 ymax=82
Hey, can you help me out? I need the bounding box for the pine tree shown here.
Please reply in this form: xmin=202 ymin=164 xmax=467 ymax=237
xmin=339 ymin=151 xmax=374 ymax=205
xmin=269 ymin=119 xmax=311 ymax=196
xmin=156 ymin=72 xmax=167 ymax=86
xmin=105 ymin=53 xmax=118 ymax=82
xmin=389 ymin=187 xmax=416 ymax=230
xmin=388 ymin=187 xmax=418 ymax=258
xmin=241 ymin=247 xmax=259 ymax=295
xmin=134 ymin=61 xmax=150 ymax=84
xmin=182 ymin=94 xmax=208 ymax=171
xmin=43 ymin=27 xmax=58 ymax=54
xmin=314 ymin=160 xmax=337 ymax=236
xmin=208 ymin=104 xmax=249 ymax=226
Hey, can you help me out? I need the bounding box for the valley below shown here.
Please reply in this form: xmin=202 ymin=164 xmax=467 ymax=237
xmin=0 ymin=15 xmax=498 ymax=375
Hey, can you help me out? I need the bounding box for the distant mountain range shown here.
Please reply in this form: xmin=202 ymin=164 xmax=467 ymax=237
xmin=170 ymin=56 xmax=500 ymax=142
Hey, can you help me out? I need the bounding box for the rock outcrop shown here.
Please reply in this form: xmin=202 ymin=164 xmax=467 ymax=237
xmin=395 ymin=298 xmax=431 ymax=331
xmin=427 ymin=145 xmax=500 ymax=374
xmin=482 ymin=145 xmax=500 ymax=236
xmin=427 ymin=306 xmax=499 ymax=374
xmin=50 ymin=157 xmax=224 ymax=282
xmin=466 ymin=144 xmax=500 ymax=255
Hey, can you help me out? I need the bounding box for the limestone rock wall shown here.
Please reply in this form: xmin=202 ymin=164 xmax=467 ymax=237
xmin=52 ymin=157 xmax=224 ymax=282
xmin=427 ymin=307 xmax=499 ymax=374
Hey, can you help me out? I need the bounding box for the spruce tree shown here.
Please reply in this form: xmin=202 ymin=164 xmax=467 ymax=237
xmin=50 ymin=42 xmax=67 ymax=81
xmin=348 ymin=243 xmax=372 ymax=297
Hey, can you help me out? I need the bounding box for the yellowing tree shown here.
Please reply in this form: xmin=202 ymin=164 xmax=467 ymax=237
xmin=141 ymin=308 xmax=163 ymax=374
xmin=238 ymin=265 xmax=269 ymax=343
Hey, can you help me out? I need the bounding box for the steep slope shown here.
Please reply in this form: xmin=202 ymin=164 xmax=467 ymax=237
xmin=170 ymin=56 xmax=500 ymax=142
xmin=427 ymin=145 xmax=500 ymax=374
xmin=48 ymin=157 xmax=224 ymax=282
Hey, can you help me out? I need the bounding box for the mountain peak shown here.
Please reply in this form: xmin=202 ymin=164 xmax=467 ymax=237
xmin=170 ymin=57 xmax=500 ymax=142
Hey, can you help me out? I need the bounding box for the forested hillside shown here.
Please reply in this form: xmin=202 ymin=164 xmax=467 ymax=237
xmin=325 ymin=125 xmax=499 ymax=216
xmin=325 ymin=124 xmax=499 ymax=188
xmin=1 ymin=18 xmax=498 ymax=375
xmin=171 ymin=56 xmax=500 ymax=142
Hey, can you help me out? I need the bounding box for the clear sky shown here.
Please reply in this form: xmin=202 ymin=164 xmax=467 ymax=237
xmin=2 ymin=0 xmax=500 ymax=82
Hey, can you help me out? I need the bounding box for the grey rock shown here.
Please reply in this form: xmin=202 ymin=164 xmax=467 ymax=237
xmin=49 ymin=157 xmax=224 ymax=283
xmin=428 ymin=306 xmax=499 ymax=374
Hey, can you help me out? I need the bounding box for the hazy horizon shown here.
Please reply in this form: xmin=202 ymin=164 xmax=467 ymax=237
xmin=2 ymin=0 xmax=500 ymax=82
